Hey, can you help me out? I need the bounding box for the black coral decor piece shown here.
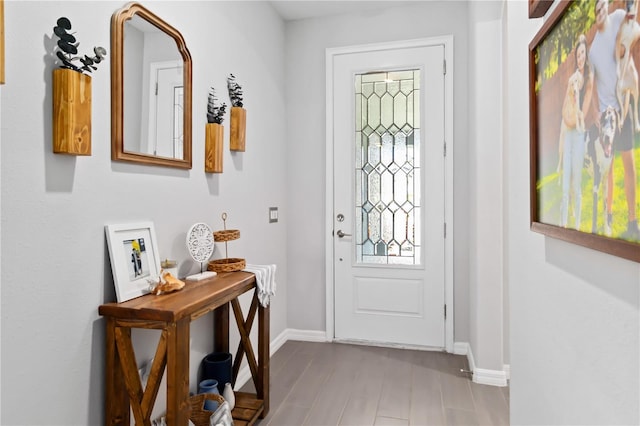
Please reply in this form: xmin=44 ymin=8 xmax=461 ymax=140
xmin=227 ymin=74 xmax=244 ymax=107
xmin=207 ymin=88 xmax=227 ymax=124
xmin=53 ymin=17 xmax=107 ymax=74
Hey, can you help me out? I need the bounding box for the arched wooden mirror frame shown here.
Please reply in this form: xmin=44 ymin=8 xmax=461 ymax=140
xmin=111 ymin=2 xmax=192 ymax=169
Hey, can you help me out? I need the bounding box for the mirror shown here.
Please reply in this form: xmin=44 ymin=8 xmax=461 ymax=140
xmin=111 ymin=3 xmax=192 ymax=168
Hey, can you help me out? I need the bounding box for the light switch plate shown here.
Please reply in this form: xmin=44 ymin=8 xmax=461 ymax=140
xmin=269 ymin=207 xmax=278 ymax=223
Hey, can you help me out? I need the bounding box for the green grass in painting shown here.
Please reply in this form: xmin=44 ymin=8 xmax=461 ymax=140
xmin=537 ymin=142 xmax=640 ymax=241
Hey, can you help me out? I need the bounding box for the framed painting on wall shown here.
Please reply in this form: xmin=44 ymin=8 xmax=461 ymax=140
xmin=105 ymin=222 xmax=161 ymax=302
xmin=529 ymin=0 xmax=640 ymax=263
xmin=529 ymin=0 xmax=554 ymax=18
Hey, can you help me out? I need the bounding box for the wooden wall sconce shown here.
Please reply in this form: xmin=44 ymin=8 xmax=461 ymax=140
xmin=51 ymin=17 xmax=104 ymax=156
xmin=53 ymin=69 xmax=92 ymax=155
xmin=230 ymin=107 xmax=246 ymax=152
xmin=205 ymin=123 xmax=223 ymax=173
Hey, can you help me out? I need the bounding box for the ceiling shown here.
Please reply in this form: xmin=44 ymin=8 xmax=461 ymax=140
xmin=268 ymin=1 xmax=421 ymax=21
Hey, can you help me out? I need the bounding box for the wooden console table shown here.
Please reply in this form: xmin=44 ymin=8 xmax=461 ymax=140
xmin=99 ymin=271 xmax=269 ymax=425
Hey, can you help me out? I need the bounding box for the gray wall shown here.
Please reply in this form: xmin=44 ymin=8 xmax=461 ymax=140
xmin=506 ymin=1 xmax=639 ymax=424
xmin=1 ymin=0 xmax=638 ymax=424
xmin=1 ymin=2 xmax=288 ymax=424
xmin=468 ymin=2 xmax=507 ymax=372
xmin=284 ymin=1 xmax=472 ymax=344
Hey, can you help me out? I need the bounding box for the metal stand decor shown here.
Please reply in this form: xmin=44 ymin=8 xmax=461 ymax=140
xmin=208 ymin=213 xmax=246 ymax=273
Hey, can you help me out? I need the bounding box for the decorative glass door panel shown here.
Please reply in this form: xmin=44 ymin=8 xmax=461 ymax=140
xmin=355 ymin=70 xmax=421 ymax=265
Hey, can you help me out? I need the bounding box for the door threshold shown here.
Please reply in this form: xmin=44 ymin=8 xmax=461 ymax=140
xmin=332 ymin=337 xmax=446 ymax=353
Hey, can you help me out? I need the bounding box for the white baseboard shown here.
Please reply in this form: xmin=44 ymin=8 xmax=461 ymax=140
xmin=503 ymin=364 xmax=510 ymax=380
xmin=474 ymin=367 xmax=508 ymax=387
xmin=466 ymin=342 xmax=477 ymax=373
xmin=270 ymin=328 xmax=290 ymax=352
xmin=285 ymin=328 xmax=329 ymax=342
xmin=453 ymin=341 xmax=469 ymax=355
xmin=454 ymin=341 xmax=508 ymax=387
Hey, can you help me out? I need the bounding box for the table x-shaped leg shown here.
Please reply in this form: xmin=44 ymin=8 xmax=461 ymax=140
xmin=231 ymin=293 xmax=259 ymax=388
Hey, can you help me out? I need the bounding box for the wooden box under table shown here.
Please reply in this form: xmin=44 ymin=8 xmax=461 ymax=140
xmin=99 ymin=271 xmax=270 ymax=425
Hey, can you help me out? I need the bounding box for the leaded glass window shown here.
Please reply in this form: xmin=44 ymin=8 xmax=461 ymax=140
xmin=355 ymin=70 xmax=421 ymax=265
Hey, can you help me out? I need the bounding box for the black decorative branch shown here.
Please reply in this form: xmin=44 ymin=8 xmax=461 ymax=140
xmin=227 ymin=74 xmax=244 ymax=108
xmin=53 ymin=17 xmax=107 ymax=75
xmin=207 ymin=88 xmax=227 ymax=124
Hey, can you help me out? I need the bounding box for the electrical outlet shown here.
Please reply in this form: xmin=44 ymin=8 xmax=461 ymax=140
xmin=269 ymin=207 xmax=278 ymax=223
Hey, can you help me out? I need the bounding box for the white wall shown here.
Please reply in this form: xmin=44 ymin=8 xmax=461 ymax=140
xmin=501 ymin=1 xmax=510 ymax=369
xmin=285 ymin=1 xmax=472 ymax=342
xmin=0 ymin=1 xmax=287 ymax=424
xmin=468 ymin=1 xmax=506 ymax=375
xmin=2 ymin=0 xmax=638 ymax=424
xmin=506 ymin=1 xmax=640 ymax=424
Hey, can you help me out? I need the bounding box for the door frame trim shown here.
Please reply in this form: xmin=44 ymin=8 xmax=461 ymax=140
xmin=325 ymin=36 xmax=454 ymax=353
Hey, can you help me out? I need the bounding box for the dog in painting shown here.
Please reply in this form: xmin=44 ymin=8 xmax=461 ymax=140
xmin=556 ymin=69 xmax=586 ymax=174
xmin=585 ymin=106 xmax=618 ymax=234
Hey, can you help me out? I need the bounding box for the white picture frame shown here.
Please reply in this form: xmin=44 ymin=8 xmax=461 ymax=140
xmin=105 ymin=222 xmax=161 ymax=302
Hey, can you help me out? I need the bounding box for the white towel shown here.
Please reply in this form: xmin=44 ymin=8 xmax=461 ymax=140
xmin=244 ymin=264 xmax=276 ymax=307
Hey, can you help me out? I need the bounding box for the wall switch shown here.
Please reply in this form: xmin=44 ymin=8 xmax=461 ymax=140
xmin=269 ymin=207 xmax=278 ymax=223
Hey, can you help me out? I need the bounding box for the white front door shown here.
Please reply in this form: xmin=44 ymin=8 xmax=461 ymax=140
xmin=147 ymin=61 xmax=183 ymax=158
xmin=329 ymin=39 xmax=450 ymax=348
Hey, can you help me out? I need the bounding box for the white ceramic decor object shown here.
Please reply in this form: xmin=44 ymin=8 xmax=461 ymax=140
xmin=185 ymin=222 xmax=217 ymax=281
xmin=222 ymin=382 xmax=235 ymax=411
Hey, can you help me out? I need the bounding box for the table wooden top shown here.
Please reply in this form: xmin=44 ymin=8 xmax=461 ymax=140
xmin=99 ymin=271 xmax=256 ymax=322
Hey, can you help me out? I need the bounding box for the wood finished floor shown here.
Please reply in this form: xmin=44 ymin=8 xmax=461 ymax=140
xmin=240 ymin=340 xmax=509 ymax=426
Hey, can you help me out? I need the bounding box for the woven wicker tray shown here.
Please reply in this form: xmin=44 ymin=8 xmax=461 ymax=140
xmin=208 ymin=257 xmax=246 ymax=273
xmin=213 ymin=229 xmax=240 ymax=242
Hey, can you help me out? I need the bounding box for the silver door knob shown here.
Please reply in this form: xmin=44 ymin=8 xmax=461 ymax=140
xmin=336 ymin=230 xmax=352 ymax=238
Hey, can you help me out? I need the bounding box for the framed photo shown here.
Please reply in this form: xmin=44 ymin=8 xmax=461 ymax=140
xmin=105 ymin=222 xmax=161 ymax=302
xmin=530 ymin=0 xmax=640 ymax=263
